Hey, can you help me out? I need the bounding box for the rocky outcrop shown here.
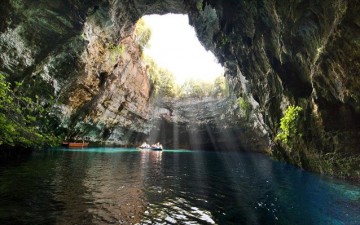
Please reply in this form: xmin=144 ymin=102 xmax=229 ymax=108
xmin=0 ymin=0 xmax=359 ymax=177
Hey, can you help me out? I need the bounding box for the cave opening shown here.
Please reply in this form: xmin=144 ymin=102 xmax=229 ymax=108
xmin=141 ymin=13 xmax=224 ymax=86
xmin=133 ymin=13 xmax=241 ymax=150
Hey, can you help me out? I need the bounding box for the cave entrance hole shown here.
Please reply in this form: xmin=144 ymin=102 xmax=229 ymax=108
xmin=135 ymin=14 xmax=238 ymax=150
xmin=140 ymin=14 xmax=224 ymax=86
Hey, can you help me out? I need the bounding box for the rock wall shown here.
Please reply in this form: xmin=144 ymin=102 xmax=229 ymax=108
xmin=1 ymin=0 xmax=359 ymax=177
xmin=189 ymin=0 xmax=360 ymax=177
xmin=150 ymin=96 xmax=268 ymax=151
xmin=0 ymin=1 xmax=152 ymax=145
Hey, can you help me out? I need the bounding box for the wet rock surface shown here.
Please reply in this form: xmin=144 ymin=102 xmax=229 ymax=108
xmin=0 ymin=0 xmax=359 ymax=177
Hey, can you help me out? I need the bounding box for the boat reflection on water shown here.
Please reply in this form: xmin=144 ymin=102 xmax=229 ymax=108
xmin=140 ymin=149 xmax=163 ymax=168
xmin=150 ymin=150 xmax=163 ymax=164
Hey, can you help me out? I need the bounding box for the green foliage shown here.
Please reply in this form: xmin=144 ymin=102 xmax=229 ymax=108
xmin=200 ymin=4 xmax=218 ymax=26
xmin=80 ymin=32 xmax=86 ymax=40
xmin=180 ymin=75 xmax=227 ymax=99
xmin=143 ymin=56 xmax=179 ymax=98
xmin=196 ymin=0 xmax=203 ymax=11
xmin=181 ymin=79 xmax=207 ymax=98
xmin=109 ymin=43 xmax=126 ymax=62
xmin=134 ymin=18 xmax=152 ymax=49
xmin=213 ymin=75 xmax=227 ymax=97
xmin=220 ymin=35 xmax=230 ymax=46
xmin=276 ymin=105 xmax=303 ymax=145
xmin=237 ymin=95 xmax=252 ymax=119
xmin=158 ymin=69 xmax=179 ymax=98
xmin=0 ymin=74 xmax=60 ymax=149
xmin=143 ymin=56 xmax=227 ymax=99
xmin=197 ymin=3 xmax=219 ymax=48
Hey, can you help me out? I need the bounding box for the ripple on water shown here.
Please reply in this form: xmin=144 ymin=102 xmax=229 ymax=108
xmin=138 ymin=197 xmax=215 ymax=225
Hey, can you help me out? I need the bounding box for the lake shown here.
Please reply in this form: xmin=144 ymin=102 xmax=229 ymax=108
xmin=0 ymin=148 xmax=359 ymax=224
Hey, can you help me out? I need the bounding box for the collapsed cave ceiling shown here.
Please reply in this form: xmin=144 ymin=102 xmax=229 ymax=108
xmin=0 ymin=0 xmax=359 ymax=176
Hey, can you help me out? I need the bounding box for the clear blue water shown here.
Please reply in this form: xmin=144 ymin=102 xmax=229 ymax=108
xmin=0 ymin=147 xmax=359 ymax=225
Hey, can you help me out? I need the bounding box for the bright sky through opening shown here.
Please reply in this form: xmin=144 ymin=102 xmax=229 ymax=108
xmin=142 ymin=14 xmax=224 ymax=85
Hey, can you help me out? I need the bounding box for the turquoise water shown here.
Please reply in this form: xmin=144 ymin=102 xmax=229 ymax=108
xmin=0 ymin=147 xmax=359 ymax=224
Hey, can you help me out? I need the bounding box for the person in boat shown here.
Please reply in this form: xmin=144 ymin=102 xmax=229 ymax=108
xmin=151 ymin=142 xmax=158 ymax=148
xmin=139 ymin=142 xmax=150 ymax=148
xmin=152 ymin=142 xmax=163 ymax=149
xmin=139 ymin=142 xmax=146 ymax=148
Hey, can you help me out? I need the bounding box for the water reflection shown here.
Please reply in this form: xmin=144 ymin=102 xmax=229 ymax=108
xmin=150 ymin=150 xmax=163 ymax=164
xmin=83 ymin=153 xmax=146 ymax=224
xmin=47 ymin=150 xmax=147 ymax=224
xmin=0 ymin=149 xmax=359 ymax=225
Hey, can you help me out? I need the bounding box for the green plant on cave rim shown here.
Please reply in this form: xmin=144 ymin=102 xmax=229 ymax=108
xmin=196 ymin=0 xmax=203 ymax=12
xmin=134 ymin=18 xmax=152 ymax=49
xmin=276 ymin=105 xmax=303 ymax=145
xmin=109 ymin=43 xmax=126 ymax=62
xmin=237 ymin=95 xmax=252 ymax=120
xmin=220 ymin=35 xmax=230 ymax=46
xmin=0 ymin=73 xmax=60 ymax=150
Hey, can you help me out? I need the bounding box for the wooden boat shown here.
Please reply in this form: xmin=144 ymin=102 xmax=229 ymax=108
xmin=67 ymin=142 xmax=89 ymax=148
xmin=151 ymin=147 xmax=163 ymax=151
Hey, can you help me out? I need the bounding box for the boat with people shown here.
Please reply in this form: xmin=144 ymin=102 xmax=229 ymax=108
xmin=138 ymin=142 xmax=151 ymax=150
xmin=151 ymin=142 xmax=163 ymax=151
xmin=138 ymin=141 xmax=163 ymax=151
xmin=151 ymin=147 xmax=163 ymax=151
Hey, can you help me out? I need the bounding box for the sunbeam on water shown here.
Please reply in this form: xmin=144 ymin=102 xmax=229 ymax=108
xmin=0 ymin=148 xmax=359 ymax=225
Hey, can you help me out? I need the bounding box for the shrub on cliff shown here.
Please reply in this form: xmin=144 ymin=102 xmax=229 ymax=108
xmin=276 ymin=105 xmax=303 ymax=145
xmin=237 ymin=95 xmax=252 ymax=120
xmin=134 ymin=18 xmax=152 ymax=49
xmin=0 ymin=74 xmax=60 ymax=150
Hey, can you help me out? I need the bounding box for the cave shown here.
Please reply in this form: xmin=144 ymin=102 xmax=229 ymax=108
xmin=1 ymin=0 xmax=359 ymax=176
xmin=1 ymin=1 xmax=360 ymax=224
xmin=139 ymin=13 xmax=263 ymax=152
